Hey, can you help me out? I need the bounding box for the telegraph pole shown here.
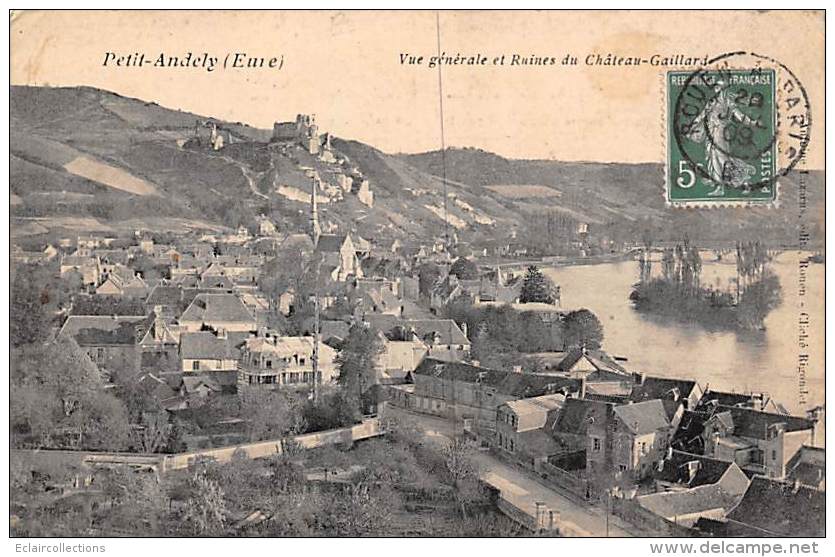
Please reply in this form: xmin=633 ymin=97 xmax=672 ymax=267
xmin=312 ymin=277 xmax=320 ymax=403
xmin=304 ymin=167 xmax=322 ymax=403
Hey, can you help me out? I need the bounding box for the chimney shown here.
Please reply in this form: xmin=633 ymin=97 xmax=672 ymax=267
xmin=579 ymin=376 xmax=587 ymax=399
xmin=471 ymin=359 xmax=480 ymax=367
xmin=461 ymin=322 xmax=468 ymax=338
xmin=154 ymin=308 xmax=165 ymax=342
xmin=216 ymin=328 xmax=227 ymax=340
xmin=685 ymin=460 xmax=701 ymax=484
xmin=512 ymin=365 xmax=523 ymax=374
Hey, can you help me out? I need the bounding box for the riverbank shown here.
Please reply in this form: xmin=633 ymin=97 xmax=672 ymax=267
xmin=541 ymin=254 xmax=823 ymax=415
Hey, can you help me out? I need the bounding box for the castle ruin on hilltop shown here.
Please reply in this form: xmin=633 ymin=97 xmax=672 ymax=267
xmin=271 ymin=114 xmax=333 ymax=157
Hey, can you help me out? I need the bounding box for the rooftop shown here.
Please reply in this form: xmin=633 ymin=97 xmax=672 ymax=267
xmin=59 ymin=315 xmax=147 ymax=346
xmin=180 ymin=293 xmax=255 ymax=325
xmin=613 ymin=399 xmax=670 ymax=435
xmin=179 ymin=332 xmax=238 ymax=360
xmin=725 ymin=477 xmax=825 ymax=537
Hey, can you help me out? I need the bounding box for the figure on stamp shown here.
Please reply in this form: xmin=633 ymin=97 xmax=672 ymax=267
xmin=685 ymin=80 xmax=759 ymax=197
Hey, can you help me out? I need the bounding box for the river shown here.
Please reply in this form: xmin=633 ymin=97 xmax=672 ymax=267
xmin=543 ymin=251 xmax=824 ymax=418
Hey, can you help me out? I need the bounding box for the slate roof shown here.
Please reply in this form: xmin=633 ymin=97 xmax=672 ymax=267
xmin=364 ymin=314 xmax=405 ymax=335
xmin=653 ymin=450 xmax=735 ymax=488
xmin=613 ymin=399 xmax=670 ymax=434
xmin=785 ymin=446 xmax=825 ymax=489
xmin=638 ymin=484 xmax=742 ymax=521
xmin=725 ymin=477 xmax=825 ymax=537
xmin=556 ymin=348 xmax=628 ymax=374
xmin=59 ymin=315 xmax=147 ymax=346
xmin=316 ymin=234 xmax=348 ymax=253
xmin=505 ymin=393 xmax=566 ymax=416
xmin=717 ymin=405 xmax=814 ymax=439
xmin=631 ymin=376 xmax=699 ymax=403
xmin=697 ymin=389 xmax=761 ymax=410
xmin=180 ymin=293 xmax=255 ymax=325
xmin=518 ymin=429 xmax=563 ymax=458
xmin=280 ymin=233 xmax=315 ymax=253
xmin=199 ymin=275 xmax=235 ymax=289
xmin=670 ymin=410 xmax=711 ymax=453
xmin=320 ymin=320 xmax=351 ymax=340
xmin=242 ymin=336 xmax=337 ymax=363
xmin=179 ymin=332 xmax=238 ymax=360
xmin=145 ymin=285 xmax=185 ymax=308
xmin=548 ymin=397 xmax=612 ymax=436
xmin=406 ymin=319 xmax=469 ymax=346
xmin=61 ymin=255 xmax=97 ymax=267
xmin=413 ymin=358 xmax=581 ymax=398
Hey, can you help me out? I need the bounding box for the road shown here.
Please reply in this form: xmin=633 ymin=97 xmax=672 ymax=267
xmin=384 ymin=405 xmax=635 ymax=537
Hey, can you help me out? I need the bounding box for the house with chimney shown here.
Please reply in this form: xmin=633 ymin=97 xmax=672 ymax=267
xmin=696 ymin=389 xmax=790 ymax=415
xmin=58 ymin=315 xmax=147 ymax=380
xmin=410 ymin=358 xmax=583 ymax=433
xmin=610 ymin=399 xmax=674 ymax=481
xmin=784 ymin=445 xmax=825 ymax=491
xmin=633 ymin=451 xmax=751 ymax=528
xmin=400 ymin=319 xmax=471 ymax=362
xmin=552 ymin=348 xmax=631 ymax=381
xmin=700 ymin=405 xmax=817 ymax=479
xmin=630 ymin=376 xmax=703 ymax=412
xmin=236 ymin=331 xmax=338 ymax=390
xmin=96 ymin=266 xmax=149 ymax=298
xmin=545 ymin=397 xmax=614 ymax=485
xmin=60 ymin=254 xmax=101 ymax=287
xmin=373 ymin=332 xmax=428 ymax=385
xmin=541 ymin=396 xmax=674 ymax=487
xmin=496 ymin=393 xmax=567 ymax=469
xmin=697 ymin=476 xmax=825 ymax=536
xmin=178 ymin=293 xmax=257 ymax=333
xmin=179 ymin=330 xmax=241 ymax=374
xmin=138 ymin=307 xmax=183 ymax=352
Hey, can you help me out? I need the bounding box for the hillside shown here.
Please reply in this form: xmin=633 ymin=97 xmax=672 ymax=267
xmin=403 ymin=148 xmax=825 ymax=247
xmin=10 ymin=86 xmax=823 ymax=248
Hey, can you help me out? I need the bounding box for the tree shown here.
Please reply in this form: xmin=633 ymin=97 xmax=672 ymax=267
xmin=97 ymin=467 xmax=168 ymax=535
xmin=738 ymin=271 xmax=782 ymax=330
xmin=10 ymin=263 xmax=55 ymax=347
xmin=519 ymin=265 xmax=558 ymax=304
xmin=11 ymin=337 xmax=131 ymax=450
xmin=321 ymin=481 xmax=393 ymax=536
xmin=301 ymin=388 xmax=361 ymax=432
xmin=417 ymin=263 xmax=443 ymax=298
xmin=181 ymin=471 xmax=227 ymax=536
xmin=442 ymin=437 xmax=487 ymax=518
xmin=238 ymin=387 xmax=306 ymax=442
xmin=134 ymin=411 xmax=173 ymax=453
xmin=259 ymin=247 xmax=307 ymax=311
xmin=449 ymin=257 xmax=479 ymax=280
xmin=336 ymin=324 xmax=385 ymax=411
xmin=563 ymin=309 xmax=604 ymax=350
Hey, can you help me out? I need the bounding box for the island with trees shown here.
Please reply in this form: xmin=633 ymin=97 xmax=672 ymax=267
xmin=629 ymin=240 xmax=782 ymax=331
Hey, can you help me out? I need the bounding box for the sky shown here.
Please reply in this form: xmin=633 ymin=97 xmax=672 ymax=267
xmin=11 ymin=10 xmax=824 ymax=165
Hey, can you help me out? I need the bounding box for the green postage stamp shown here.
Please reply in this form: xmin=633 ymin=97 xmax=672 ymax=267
xmin=666 ymin=68 xmax=777 ymax=205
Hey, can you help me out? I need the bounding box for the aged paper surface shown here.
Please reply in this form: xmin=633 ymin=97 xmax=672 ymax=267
xmin=9 ymin=10 xmax=825 ymax=539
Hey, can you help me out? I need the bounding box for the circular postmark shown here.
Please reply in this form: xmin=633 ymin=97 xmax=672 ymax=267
xmin=670 ymin=51 xmax=811 ymax=198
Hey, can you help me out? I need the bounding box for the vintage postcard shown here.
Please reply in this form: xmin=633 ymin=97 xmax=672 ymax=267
xmin=7 ymin=9 xmax=825 ymax=543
